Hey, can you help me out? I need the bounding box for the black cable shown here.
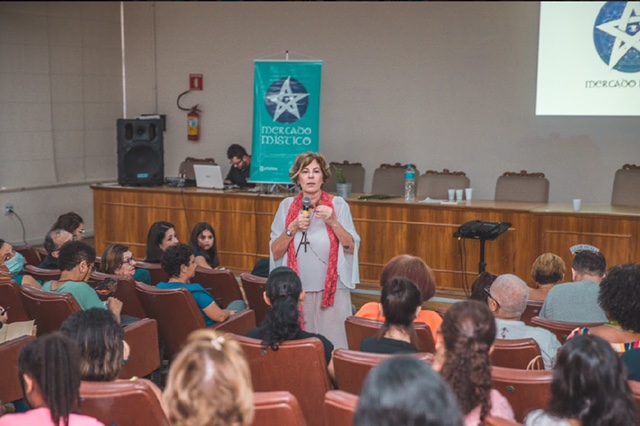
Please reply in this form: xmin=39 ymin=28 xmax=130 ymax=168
xmin=458 ymin=237 xmax=470 ymax=297
xmin=176 ymin=90 xmax=192 ymax=112
xmin=10 ymin=210 xmax=28 ymax=246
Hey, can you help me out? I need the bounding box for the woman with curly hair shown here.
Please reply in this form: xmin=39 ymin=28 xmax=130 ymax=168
xmin=246 ymin=266 xmax=334 ymax=368
xmin=433 ymin=300 xmax=515 ymax=426
xmin=189 ymin=222 xmax=221 ymax=269
xmin=568 ymin=263 xmax=640 ymax=380
xmin=525 ymin=334 xmax=638 ymax=425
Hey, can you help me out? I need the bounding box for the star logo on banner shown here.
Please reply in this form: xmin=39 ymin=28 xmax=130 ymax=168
xmin=265 ymin=77 xmax=310 ymax=123
xmin=593 ymin=2 xmax=640 ymax=72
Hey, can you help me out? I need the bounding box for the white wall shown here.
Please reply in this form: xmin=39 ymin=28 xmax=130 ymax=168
xmin=123 ymin=2 xmax=640 ymax=206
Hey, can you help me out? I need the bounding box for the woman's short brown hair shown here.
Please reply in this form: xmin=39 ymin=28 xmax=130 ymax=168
xmin=99 ymin=244 xmax=128 ymax=274
xmin=289 ymin=152 xmax=331 ymax=185
xmin=379 ymin=254 xmax=436 ymax=302
xmin=163 ymin=330 xmax=254 ymax=426
xmin=531 ymin=253 xmax=566 ymax=285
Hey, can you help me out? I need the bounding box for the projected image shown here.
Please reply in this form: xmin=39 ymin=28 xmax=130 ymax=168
xmin=537 ymin=2 xmax=640 ymax=116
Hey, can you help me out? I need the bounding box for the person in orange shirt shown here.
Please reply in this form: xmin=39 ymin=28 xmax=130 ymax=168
xmin=355 ymin=254 xmax=441 ymax=341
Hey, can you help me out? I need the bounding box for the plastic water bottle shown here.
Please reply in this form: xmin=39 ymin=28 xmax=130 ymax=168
xmin=404 ymin=164 xmax=416 ymax=202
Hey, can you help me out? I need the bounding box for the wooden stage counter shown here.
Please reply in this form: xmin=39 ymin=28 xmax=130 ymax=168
xmin=92 ymin=184 xmax=640 ymax=296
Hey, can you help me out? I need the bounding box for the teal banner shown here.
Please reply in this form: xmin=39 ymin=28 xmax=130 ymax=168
xmin=251 ymin=60 xmax=322 ymax=184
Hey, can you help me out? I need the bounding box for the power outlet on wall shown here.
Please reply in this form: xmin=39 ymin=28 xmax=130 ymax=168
xmin=4 ymin=203 xmax=14 ymax=215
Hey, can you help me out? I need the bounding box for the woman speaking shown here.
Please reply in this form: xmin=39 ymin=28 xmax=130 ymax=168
xmin=270 ymin=152 xmax=360 ymax=349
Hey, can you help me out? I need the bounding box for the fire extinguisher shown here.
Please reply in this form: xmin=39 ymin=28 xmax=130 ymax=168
xmin=187 ymin=105 xmax=201 ymax=141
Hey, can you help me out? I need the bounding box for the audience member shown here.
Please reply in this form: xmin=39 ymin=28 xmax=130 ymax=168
xmin=488 ymin=274 xmax=561 ymax=370
xmin=528 ymin=253 xmax=565 ymax=301
xmin=163 ymin=329 xmax=254 ymax=426
xmin=0 ymin=333 xmax=104 ymax=426
xmin=157 ymin=244 xmax=245 ymax=326
xmin=50 ymin=212 xmax=85 ymax=242
xmin=60 ymin=309 xmax=167 ymax=415
xmin=356 ymin=254 xmax=441 ymax=341
xmin=0 ymin=305 xmax=7 ymax=325
xmin=99 ymin=243 xmax=151 ymax=284
xmin=539 ymin=250 xmax=608 ymax=322
xmin=0 ymin=238 xmax=41 ymax=287
xmin=354 ymin=357 xmax=463 ymax=426
xmin=224 ymin=144 xmax=255 ymax=188
xmin=41 ymin=241 xmax=122 ymax=323
xmin=568 ymin=263 xmax=640 ymax=381
xmin=468 ymin=272 xmax=497 ymax=304
xmin=433 ymin=300 xmax=515 ymax=426
xmin=189 ymin=222 xmax=220 ymax=269
xmin=145 ymin=221 xmax=179 ymax=263
xmin=360 ymin=277 xmax=422 ymax=354
xmin=524 ymin=334 xmax=638 ymax=425
xmin=37 ymin=229 xmax=73 ymax=269
xmin=246 ymin=266 xmax=334 ymax=366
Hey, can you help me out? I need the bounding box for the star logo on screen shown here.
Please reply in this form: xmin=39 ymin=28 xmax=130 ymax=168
xmin=264 ymin=77 xmax=310 ymax=123
xmin=593 ymin=2 xmax=640 ymax=73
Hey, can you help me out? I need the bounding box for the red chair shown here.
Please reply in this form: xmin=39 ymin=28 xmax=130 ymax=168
xmin=241 ymin=272 xmax=269 ymax=326
xmin=135 ymin=282 xmax=255 ymax=360
xmin=529 ymin=316 xmax=604 ymax=343
xmin=13 ymin=245 xmax=42 ymax=266
xmin=89 ymin=271 xmax=147 ymax=319
xmin=324 ymin=390 xmax=359 ymax=426
xmin=79 ymin=379 xmax=170 ymax=426
xmin=521 ymin=300 xmax=543 ymax=325
xmin=490 ymin=338 xmax=543 ymax=370
xmin=0 ymin=279 xmax=31 ymax=322
xmin=0 ymin=335 xmax=36 ymax=404
xmin=251 ymin=391 xmax=307 ymax=426
xmin=232 ymin=334 xmax=332 ymax=426
xmin=344 ymin=316 xmax=435 ymax=353
xmin=491 ymin=366 xmax=553 ymax=422
xmin=20 ymin=284 xmax=81 ymax=335
xmin=24 ymin=264 xmax=61 ymax=283
xmin=193 ymin=267 xmax=245 ymax=308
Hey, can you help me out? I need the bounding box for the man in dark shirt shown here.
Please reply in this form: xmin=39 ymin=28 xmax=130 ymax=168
xmin=224 ymin=144 xmax=255 ymax=188
xmin=37 ymin=229 xmax=73 ymax=269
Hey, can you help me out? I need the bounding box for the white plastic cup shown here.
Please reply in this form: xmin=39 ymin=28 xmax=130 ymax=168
xmin=573 ymin=199 xmax=581 ymax=211
xmin=456 ymin=189 xmax=463 ymax=202
xmin=448 ymin=189 xmax=455 ymax=201
xmin=465 ymin=188 xmax=473 ymax=201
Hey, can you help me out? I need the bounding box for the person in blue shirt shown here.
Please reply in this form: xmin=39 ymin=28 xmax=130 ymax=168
xmin=156 ymin=244 xmax=245 ymax=326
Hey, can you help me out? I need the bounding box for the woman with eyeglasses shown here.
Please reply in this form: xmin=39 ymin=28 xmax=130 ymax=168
xmin=99 ymin=244 xmax=151 ymax=285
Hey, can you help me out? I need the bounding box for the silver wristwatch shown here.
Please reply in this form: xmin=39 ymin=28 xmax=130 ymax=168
xmin=285 ymin=228 xmax=294 ymax=237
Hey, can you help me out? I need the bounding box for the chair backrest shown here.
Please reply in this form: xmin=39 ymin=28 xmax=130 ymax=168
xmin=240 ymin=273 xmax=269 ymax=326
xmin=324 ymin=161 xmax=366 ymax=193
xmin=491 ymin=366 xmax=553 ymax=423
xmin=416 ymin=169 xmax=470 ymax=200
xmin=344 ymin=316 xmax=435 ymax=353
xmin=19 ymin=284 xmax=81 ymax=335
xmin=133 ymin=261 xmax=169 ymax=286
xmin=193 ymin=267 xmax=244 ymax=308
xmin=495 ymin=171 xmax=549 ymax=203
xmin=529 ymin=316 xmax=604 ymax=343
xmin=611 ymin=164 xmax=640 ymax=207
xmin=0 ymin=279 xmax=31 ymax=322
xmin=521 ymin=299 xmax=544 ymax=325
xmin=135 ymin=282 xmax=205 ymax=360
xmin=324 ymin=390 xmax=359 ymax=426
xmin=13 ymin=245 xmax=42 ymax=266
xmin=79 ymin=380 xmax=170 ymax=426
xmin=0 ymin=335 xmax=36 ymax=403
xmin=490 ymin=338 xmax=543 ymax=370
xmin=371 ymin=163 xmax=418 ymax=196
xmin=24 ymin=264 xmax=62 ymax=282
xmin=232 ymin=334 xmax=332 ymax=426
xmin=251 ymin=391 xmax=307 ymax=426
xmin=120 ymin=318 xmax=161 ymax=380
xmin=332 ymin=348 xmax=433 ymax=395
xmin=89 ymin=271 xmax=147 ymax=319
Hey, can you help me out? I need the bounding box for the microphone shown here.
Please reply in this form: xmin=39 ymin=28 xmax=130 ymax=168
xmin=302 ymin=196 xmax=311 ymax=215
xmin=297 ymin=196 xmax=312 ymax=255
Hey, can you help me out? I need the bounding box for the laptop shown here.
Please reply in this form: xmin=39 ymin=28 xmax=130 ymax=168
xmin=193 ymin=164 xmax=225 ymax=189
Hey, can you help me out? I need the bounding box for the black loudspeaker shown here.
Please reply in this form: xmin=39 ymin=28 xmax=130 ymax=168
xmin=117 ymin=119 xmax=164 ymax=186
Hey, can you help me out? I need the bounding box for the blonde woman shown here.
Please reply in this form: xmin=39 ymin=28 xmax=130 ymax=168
xmin=163 ymin=330 xmax=254 ymax=426
xmin=528 ymin=253 xmax=566 ymax=301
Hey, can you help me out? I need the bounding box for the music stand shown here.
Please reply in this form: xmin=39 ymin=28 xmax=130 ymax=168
xmin=453 ymin=220 xmax=511 ymax=273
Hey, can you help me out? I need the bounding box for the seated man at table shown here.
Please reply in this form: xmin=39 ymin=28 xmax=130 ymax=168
xmin=37 ymin=228 xmax=73 ymax=270
xmin=157 ymin=244 xmax=246 ymax=325
xmin=224 ymin=144 xmax=255 ymax=188
xmin=42 ymin=241 xmax=123 ymax=323
xmin=539 ymin=249 xmax=608 ymax=323
xmin=487 ymin=274 xmax=561 ymax=370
